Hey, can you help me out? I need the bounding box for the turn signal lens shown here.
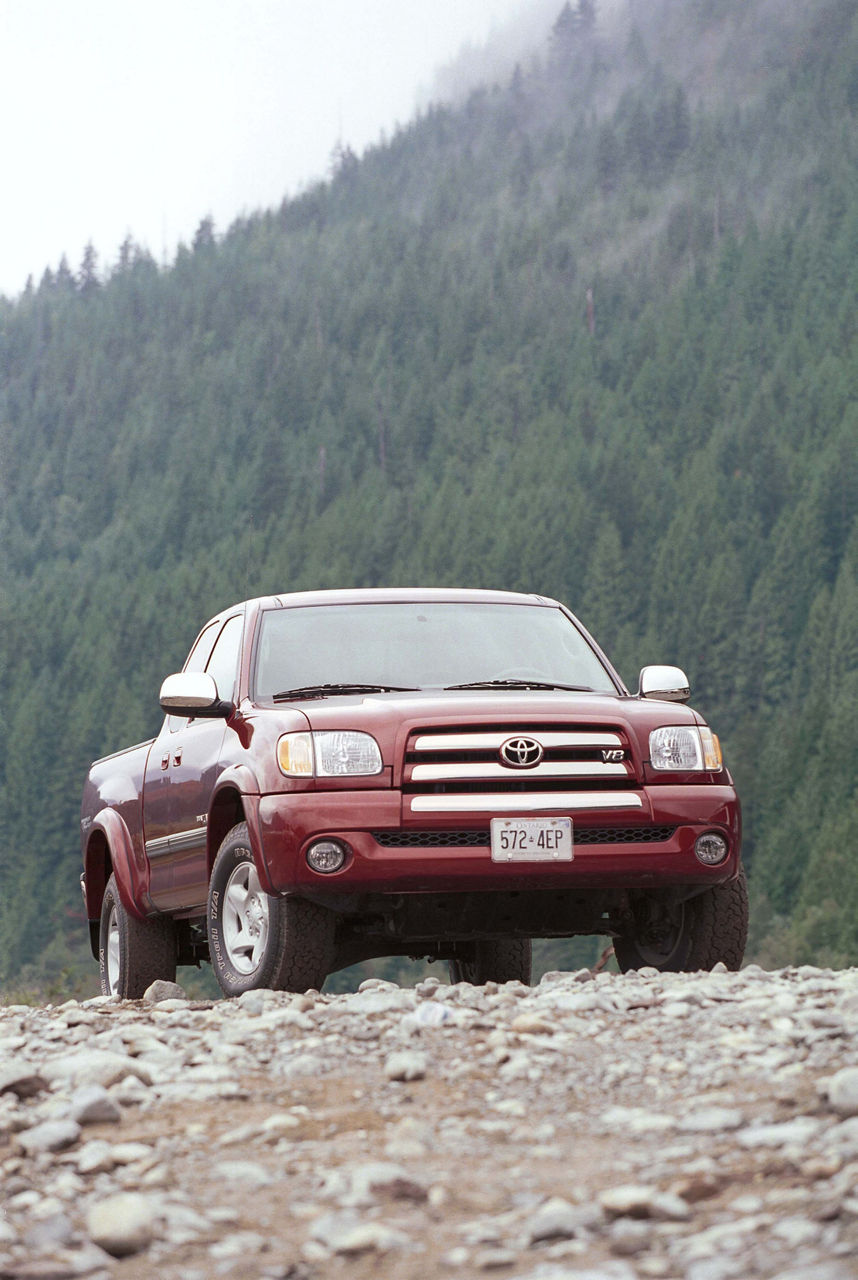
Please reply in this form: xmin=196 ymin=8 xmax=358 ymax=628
xmin=276 ymin=731 xmax=383 ymax=777
xmin=699 ymin=728 xmax=722 ymax=771
xmin=277 ymin=732 xmax=314 ymax=776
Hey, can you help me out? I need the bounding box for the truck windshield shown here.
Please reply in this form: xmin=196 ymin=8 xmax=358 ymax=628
xmin=253 ymin=602 xmax=618 ymax=700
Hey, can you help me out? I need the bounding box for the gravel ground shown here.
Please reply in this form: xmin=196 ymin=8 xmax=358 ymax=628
xmin=2 ymin=964 xmax=858 ymax=1280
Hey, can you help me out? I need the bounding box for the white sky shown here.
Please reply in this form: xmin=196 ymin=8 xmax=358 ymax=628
xmin=0 ymin=0 xmax=536 ymax=299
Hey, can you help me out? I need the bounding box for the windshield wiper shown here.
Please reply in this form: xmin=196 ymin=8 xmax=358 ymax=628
xmin=272 ymin=683 xmax=419 ymax=701
xmin=444 ymin=679 xmax=594 ymax=692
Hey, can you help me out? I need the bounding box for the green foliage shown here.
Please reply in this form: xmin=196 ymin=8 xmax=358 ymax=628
xmin=1 ymin=0 xmax=858 ymax=988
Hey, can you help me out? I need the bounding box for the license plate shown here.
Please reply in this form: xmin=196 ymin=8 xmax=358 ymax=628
xmin=490 ymin=817 xmax=573 ymax=862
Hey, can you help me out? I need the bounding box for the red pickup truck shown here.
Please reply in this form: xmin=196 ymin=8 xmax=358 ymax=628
xmin=80 ymin=588 xmax=746 ymax=997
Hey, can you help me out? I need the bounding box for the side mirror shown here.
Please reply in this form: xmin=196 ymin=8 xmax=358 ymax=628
xmin=159 ymin=672 xmax=231 ymax=717
xmin=638 ymin=665 xmax=691 ymax=703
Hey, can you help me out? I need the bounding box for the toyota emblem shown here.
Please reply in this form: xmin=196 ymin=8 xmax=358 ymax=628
xmin=499 ymin=736 xmax=544 ymax=769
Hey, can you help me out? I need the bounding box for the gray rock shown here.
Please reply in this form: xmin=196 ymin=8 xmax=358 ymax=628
xmin=738 ymin=1116 xmax=823 ymax=1147
xmin=76 ymin=1138 xmax=117 ymax=1174
xmin=384 ymin=1049 xmax=428 ymax=1081
xmin=87 ymin=1191 xmax=158 ymax=1256
xmin=69 ymin=1083 xmax=122 ymax=1125
xmin=344 ymin=987 xmax=415 ymax=1015
xmin=475 ymin=1247 xmax=520 ymax=1269
xmin=600 ymin=1185 xmax=658 ymax=1219
xmin=679 ymin=1106 xmax=744 ymax=1132
xmin=40 ymin=1049 xmax=153 ymax=1089
xmin=143 ymin=979 xmax=188 ymax=1002
xmin=211 ymin=1159 xmax=273 ymax=1187
xmin=310 ymin=1210 xmax=409 ymax=1254
xmin=826 ymin=1066 xmax=858 ymax=1117
xmin=342 ymin=1160 xmax=427 ymax=1204
xmin=209 ymin=1229 xmax=267 ymax=1259
xmin=509 ymin=1263 xmax=639 ymax=1280
xmin=23 ymin=1210 xmax=75 ymax=1249
xmin=16 ymin=1118 xmax=81 ymax=1155
xmin=609 ymin=1217 xmax=654 ymax=1255
xmin=777 ymin=1266 xmax=858 ymax=1280
xmin=0 ymin=1065 xmax=49 ymax=1099
xmin=527 ymin=1197 xmax=593 ymax=1243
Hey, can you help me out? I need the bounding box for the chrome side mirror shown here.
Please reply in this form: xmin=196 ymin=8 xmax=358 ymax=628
xmin=159 ymin=672 xmax=230 ymax=717
xmin=638 ymin=665 xmax=691 ymax=703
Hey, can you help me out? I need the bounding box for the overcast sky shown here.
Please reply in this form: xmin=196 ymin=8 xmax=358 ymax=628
xmin=0 ymin=0 xmax=543 ymax=299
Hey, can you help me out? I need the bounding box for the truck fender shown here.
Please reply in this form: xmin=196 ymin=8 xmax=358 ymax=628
xmin=208 ymin=766 xmax=279 ymax=892
xmin=86 ymin=808 xmax=149 ymax=922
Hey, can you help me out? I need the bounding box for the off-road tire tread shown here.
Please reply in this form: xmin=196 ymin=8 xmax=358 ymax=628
xmin=450 ymin=938 xmax=532 ymax=985
xmin=270 ymin=897 xmax=335 ymax=993
xmin=100 ymin=874 xmax=177 ymax=998
xmin=615 ymin=869 xmax=748 ymax=974
xmin=685 ymin=869 xmax=749 ymax=972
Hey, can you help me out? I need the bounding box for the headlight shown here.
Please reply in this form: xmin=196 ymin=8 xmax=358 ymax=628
xmin=649 ymin=725 xmax=722 ymax=771
xmin=277 ymin=731 xmax=383 ymax=777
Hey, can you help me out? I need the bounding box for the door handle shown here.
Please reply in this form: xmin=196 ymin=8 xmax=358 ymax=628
xmin=172 ymin=749 xmax=183 ymax=767
xmin=161 ymin=753 xmax=170 ymax=770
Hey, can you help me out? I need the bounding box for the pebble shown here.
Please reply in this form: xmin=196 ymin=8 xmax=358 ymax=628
xmin=384 ymin=1049 xmax=428 ymax=1081
xmin=826 ymin=1066 xmax=858 ymax=1116
xmin=310 ymin=1210 xmax=409 ymax=1254
xmin=68 ymin=1083 xmax=122 ymax=1125
xmin=86 ymin=1191 xmax=157 ymax=1256
xmin=16 ymin=1119 xmax=81 ymax=1155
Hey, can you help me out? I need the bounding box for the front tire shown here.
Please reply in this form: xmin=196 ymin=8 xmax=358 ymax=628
xmin=615 ymin=870 xmax=748 ymax=973
xmin=449 ymin=938 xmax=532 ymax=985
xmin=207 ymin=823 xmax=334 ymax=997
xmin=99 ymin=874 xmax=177 ymax=998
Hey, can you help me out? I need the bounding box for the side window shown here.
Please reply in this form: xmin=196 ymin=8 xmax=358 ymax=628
xmin=205 ymin=614 xmax=244 ymax=703
xmin=167 ymin=620 xmax=223 ymax=733
xmin=185 ymin=622 xmax=222 ymax=674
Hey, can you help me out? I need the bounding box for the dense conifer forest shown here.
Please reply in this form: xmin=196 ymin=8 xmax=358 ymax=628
xmin=1 ymin=0 xmax=857 ymax=993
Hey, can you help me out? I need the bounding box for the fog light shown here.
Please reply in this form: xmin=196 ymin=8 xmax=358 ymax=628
xmin=695 ymin=833 xmax=728 ymax=866
xmin=306 ymin=840 xmax=347 ymax=874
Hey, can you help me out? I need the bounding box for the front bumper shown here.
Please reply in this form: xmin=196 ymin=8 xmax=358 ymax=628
xmin=250 ymin=785 xmax=741 ymax=898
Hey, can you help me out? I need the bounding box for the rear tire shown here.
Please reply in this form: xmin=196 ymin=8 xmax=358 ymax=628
xmin=207 ymin=823 xmax=334 ymax=996
xmin=449 ymin=938 xmax=532 ymax=985
xmin=615 ymin=870 xmax=748 ymax=973
xmin=99 ymin=874 xmax=177 ymax=998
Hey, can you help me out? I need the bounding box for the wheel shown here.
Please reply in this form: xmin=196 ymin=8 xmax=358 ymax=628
xmin=449 ymin=938 xmax=532 ymax=985
xmin=99 ymin=874 xmax=177 ymax=998
xmin=614 ymin=870 xmax=748 ymax=973
xmin=207 ymin=822 xmax=334 ymax=996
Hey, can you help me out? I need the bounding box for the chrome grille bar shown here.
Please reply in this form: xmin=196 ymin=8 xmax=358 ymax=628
xmin=411 ymin=761 xmax=629 ymax=782
xmin=409 ymin=791 xmax=643 ymax=813
xmin=412 ymin=731 xmax=623 ymax=752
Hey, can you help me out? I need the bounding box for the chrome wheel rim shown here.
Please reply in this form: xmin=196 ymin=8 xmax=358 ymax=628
xmin=106 ymin=904 xmax=120 ymax=995
xmin=223 ymin=858 xmax=269 ymax=975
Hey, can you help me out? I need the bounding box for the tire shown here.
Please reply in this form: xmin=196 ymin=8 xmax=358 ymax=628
xmin=99 ymin=874 xmax=177 ymax=998
xmin=614 ymin=870 xmax=749 ymax=974
xmin=207 ymin=822 xmax=334 ymax=997
xmin=449 ymin=938 xmax=533 ymax=985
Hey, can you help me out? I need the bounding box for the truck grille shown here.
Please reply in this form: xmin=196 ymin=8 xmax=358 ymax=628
xmin=373 ymin=826 xmax=675 ymax=848
xmin=403 ymin=724 xmax=643 ymax=814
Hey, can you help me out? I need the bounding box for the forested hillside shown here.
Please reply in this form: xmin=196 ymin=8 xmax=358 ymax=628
xmin=2 ymin=0 xmax=857 ymax=992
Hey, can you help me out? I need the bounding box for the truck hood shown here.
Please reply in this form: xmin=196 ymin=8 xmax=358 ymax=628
xmin=290 ymin=688 xmax=700 ymax=767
